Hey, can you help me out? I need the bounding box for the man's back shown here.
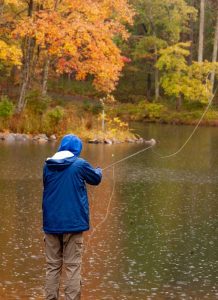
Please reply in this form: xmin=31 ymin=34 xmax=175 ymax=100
xmin=43 ymin=155 xmax=101 ymax=233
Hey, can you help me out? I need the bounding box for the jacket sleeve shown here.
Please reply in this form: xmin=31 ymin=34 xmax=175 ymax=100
xmin=82 ymin=160 xmax=102 ymax=185
xmin=43 ymin=164 xmax=47 ymax=187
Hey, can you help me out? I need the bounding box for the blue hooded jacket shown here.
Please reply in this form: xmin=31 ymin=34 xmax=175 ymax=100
xmin=42 ymin=134 xmax=102 ymax=234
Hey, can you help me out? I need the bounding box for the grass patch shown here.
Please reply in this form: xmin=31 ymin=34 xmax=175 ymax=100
xmin=0 ymin=93 xmax=136 ymax=141
xmin=107 ymin=100 xmax=218 ymax=125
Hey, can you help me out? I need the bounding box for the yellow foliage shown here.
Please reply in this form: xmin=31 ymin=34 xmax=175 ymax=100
xmin=157 ymin=43 xmax=218 ymax=103
xmin=0 ymin=40 xmax=22 ymax=66
xmin=4 ymin=0 xmax=20 ymax=4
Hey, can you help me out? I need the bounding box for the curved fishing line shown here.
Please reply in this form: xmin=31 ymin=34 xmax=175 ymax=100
xmin=152 ymin=85 xmax=218 ymax=159
xmin=83 ymin=166 xmax=116 ymax=255
xmin=83 ymin=144 xmax=154 ymax=260
xmin=87 ymin=186 xmax=96 ymax=234
xmin=83 ymin=83 xmax=217 ymax=258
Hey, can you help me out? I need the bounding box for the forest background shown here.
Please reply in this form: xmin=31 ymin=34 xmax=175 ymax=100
xmin=0 ymin=0 xmax=218 ymax=141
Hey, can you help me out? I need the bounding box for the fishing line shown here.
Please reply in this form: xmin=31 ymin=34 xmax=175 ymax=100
xmin=152 ymin=85 xmax=218 ymax=159
xmin=82 ymin=165 xmax=116 ymax=268
xmin=83 ymin=144 xmax=154 ymax=259
xmin=102 ymin=144 xmax=154 ymax=171
xmin=83 ymin=144 xmax=155 ymax=261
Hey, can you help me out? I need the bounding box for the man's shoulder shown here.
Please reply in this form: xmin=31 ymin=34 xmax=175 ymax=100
xmin=75 ymin=157 xmax=86 ymax=164
xmin=72 ymin=157 xmax=88 ymax=167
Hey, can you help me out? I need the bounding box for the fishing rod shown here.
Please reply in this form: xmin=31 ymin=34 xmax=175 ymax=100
xmin=102 ymin=140 xmax=156 ymax=171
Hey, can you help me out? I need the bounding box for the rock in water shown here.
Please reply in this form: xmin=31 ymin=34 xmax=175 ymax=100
xmin=145 ymin=138 xmax=156 ymax=146
xmin=33 ymin=134 xmax=48 ymax=143
xmin=104 ymin=138 xmax=113 ymax=144
xmin=49 ymin=134 xmax=57 ymax=141
xmin=150 ymin=138 xmax=156 ymax=146
xmin=5 ymin=133 xmax=15 ymax=142
xmin=88 ymin=139 xmax=99 ymax=144
xmin=15 ymin=133 xmax=29 ymax=141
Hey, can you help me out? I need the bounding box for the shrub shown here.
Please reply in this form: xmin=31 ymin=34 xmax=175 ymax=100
xmin=183 ymin=100 xmax=205 ymax=111
xmin=145 ymin=103 xmax=166 ymax=119
xmin=82 ymin=100 xmax=91 ymax=112
xmin=47 ymin=106 xmax=65 ymax=126
xmin=26 ymin=90 xmax=51 ymax=115
xmin=91 ymin=102 xmax=102 ymax=115
xmin=0 ymin=96 xmax=15 ymax=118
xmin=82 ymin=100 xmax=102 ymax=115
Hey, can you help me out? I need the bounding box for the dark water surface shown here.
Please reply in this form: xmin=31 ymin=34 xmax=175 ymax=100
xmin=0 ymin=124 xmax=217 ymax=299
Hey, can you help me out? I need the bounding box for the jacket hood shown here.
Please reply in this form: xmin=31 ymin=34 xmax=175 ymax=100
xmin=58 ymin=134 xmax=82 ymax=157
xmin=45 ymin=150 xmax=77 ymax=171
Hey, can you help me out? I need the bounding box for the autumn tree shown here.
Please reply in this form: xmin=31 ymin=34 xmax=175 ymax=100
xmin=0 ymin=0 xmax=36 ymax=111
xmin=157 ymin=42 xmax=218 ymax=109
xmin=11 ymin=0 xmax=134 ymax=112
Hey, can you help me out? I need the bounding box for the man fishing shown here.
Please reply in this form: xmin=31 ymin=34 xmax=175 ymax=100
xmin=42 ymin=134 xmax=102 ymax=300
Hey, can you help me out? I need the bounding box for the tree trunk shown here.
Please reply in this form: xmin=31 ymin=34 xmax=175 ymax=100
xmin=102 ymin=104 xmax=105 ymax=132
xmin=0 ymin=1 xmax=4 ymax=16
xmin=154 ymin=45 xmax=159 ymax=101
xmin=189 ymin=7 xmax=194 ymax=65
xmin=211 ymin=12 xmax=218 ymax=93
xmin=154 ymin=68 xmax=159 ymax=101
xmin=147 ymin=72 xmax=152 ymax=101
xmin=54 ymin=0 xmax=59 ymax=10
xmin=31 ymin=45 xmax=40 ymax=80
xmin=16 ymin=0 xmax=34 ymax=113
xmin=176 ymin=94 xmax=182 ymax=111
xmin=16 ymin=38 xmax=32 ymax=113
xmin=28 ymin=0 xmax=33 ymax=17
xmin=198 ymin=0 xmax=205 ymax=62
xmin=42 ymin=56 xmax=50 ymax=97
xmin=41 ymin=0 xmax=58 ymax=97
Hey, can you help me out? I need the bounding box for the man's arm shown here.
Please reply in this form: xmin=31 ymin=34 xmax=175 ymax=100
xmin=82 ymin=160 xmax=102 ymax=185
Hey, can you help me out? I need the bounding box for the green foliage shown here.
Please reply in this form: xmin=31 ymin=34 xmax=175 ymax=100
xmin=158 ymin=109 xmax=218 ymax=124
xmin=157 ymin=43 xmax=218 ymax=103
xmin=26 ymin=90 xmax=51 ymax=115
xmin=82 ymin=100 xmax=92 ymax=112
xmin=145 ymin=103 xmax=166 ymax=118
xmin=92 ymin=103 xmax=102 ymax=115
xmin=46 ymin=106 xmax=65 ymax=126
xmin=114 ymin=64 xmax=147 ymax=102
xmin=134 ymin=0 xmax=197 ymax=43
xmin=49 ymin=78 xmax=99 ymax=97
xmin=133 ymin=101 xmax=166 ymax=119
xmin=157 ymin=42 xmax=190 ymax=71
xmin=110 ymin=101 xmax=165 ymax=121
xmin=82 ymin=100 xmax=102 ymax=115
xmin=0 ymin=96 xmax=15 ymax=118
xmin=131 ymin=0 xmax=197 ymax=102
xmin=134 ymin=36 xmax=167 ymax=60
xmin=183 ymin=99 xmax=205 ymax=110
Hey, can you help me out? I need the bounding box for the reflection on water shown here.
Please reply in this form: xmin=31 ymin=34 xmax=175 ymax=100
xmin=0 ymin=124 xmax=217 ymax=299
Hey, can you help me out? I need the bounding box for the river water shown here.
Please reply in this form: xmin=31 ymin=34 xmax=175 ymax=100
xmin=0 ymin=124 xmax=217 ymax=299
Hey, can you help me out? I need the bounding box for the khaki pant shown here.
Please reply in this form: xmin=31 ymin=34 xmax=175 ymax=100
xmin=44 ymin=232 xmax=83 ymax=300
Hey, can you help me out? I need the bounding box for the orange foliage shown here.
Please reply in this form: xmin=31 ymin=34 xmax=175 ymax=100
xmin=12 ymin=0 xmax=135 ymax=92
